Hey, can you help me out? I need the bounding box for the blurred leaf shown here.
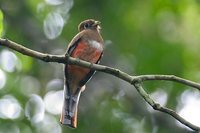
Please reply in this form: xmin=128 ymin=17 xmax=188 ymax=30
xmin=0 ymin=9 xmax=3 ymax=37
xmin=15 ymin=52 xmax=33 ymax=72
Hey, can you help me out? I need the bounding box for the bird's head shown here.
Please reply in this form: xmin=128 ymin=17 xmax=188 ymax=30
xmin=78 ymin=19 xmax=101 ymax=32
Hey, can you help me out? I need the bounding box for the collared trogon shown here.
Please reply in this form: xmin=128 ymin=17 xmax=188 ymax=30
xmin=60 ymin=19 xmax=104 ymax=128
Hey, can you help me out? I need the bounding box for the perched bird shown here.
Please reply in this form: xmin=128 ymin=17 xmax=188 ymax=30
xmin=60 ymin=19 xmax=104 ymax=128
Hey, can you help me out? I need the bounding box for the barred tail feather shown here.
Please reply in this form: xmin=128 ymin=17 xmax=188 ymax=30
xmin=60 ymin=85 xmax=82 ymax=128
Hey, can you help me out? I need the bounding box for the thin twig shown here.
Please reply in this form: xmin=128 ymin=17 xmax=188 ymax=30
xmin=134 ymin=75 xmax=200 ymax=91
xmin=134 ymin=83 xmax=200 ymax=131
xmin=0 ymin=38 xmax=200 ymax=131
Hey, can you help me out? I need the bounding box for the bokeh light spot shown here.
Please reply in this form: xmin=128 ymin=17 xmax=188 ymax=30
xmin=46 ymin=78 xmax=63 ymax=91
xmin=177 ymin=90 xmax=200 ymax=128
xmin=148 ymin=89 xmax=168 ymax=112
xmin=35 ymin=114 xmax=62 ymax=133
xmin=43 ymin=12 xmax=64 ymax=39
xmin=0 ymin=95 xmax=21 ymax=119
xmin=0 ymin=69 xmax=6 ymax=89
xmin=56 ymin=0 xmax=73 ymax=14
xmin=0 ymin=50 xmax=21 ymax=72
xmin=42 ymin=0 xmax=73 ymax=39
xmin=25 ymin=94 xmax=45 ymax=124
xmin=45 ymin=0 xmax=64 ymax=5
xmin=44 ymin=90 xmax=63 ymax=115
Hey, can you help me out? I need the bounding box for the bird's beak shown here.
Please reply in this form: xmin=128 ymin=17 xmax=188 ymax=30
xmin=93 ymin=21 xmax=101 ymax=26
xmin=93 ymin=21 xmax=101 ymax=30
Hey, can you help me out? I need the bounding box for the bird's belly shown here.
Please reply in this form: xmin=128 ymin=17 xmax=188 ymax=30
xmin=67 ymin=41 xmax=102 ymax=86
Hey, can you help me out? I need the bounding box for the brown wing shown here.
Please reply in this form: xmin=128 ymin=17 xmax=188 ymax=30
xmin=64 ymin=37 xmax=82 ymax=87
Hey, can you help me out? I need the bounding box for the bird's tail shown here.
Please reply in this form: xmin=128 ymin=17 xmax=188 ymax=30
xmin=60 ymin=85 xmax=83 ymax=128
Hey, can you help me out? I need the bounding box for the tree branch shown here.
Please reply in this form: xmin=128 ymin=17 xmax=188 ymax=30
xmin=134 ymin=75 xmax=200 ymax=91
xmin=134 ymin=83 xmax=200 ymax=131
xmin=0 ymin=38 xmax=66 ymax=63
xmin=0 ymin=38 xmax=200 ymax=131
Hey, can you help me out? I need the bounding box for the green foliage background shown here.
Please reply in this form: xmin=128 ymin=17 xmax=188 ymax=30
xmin=0 ymin=0 xmax=200 ymax=133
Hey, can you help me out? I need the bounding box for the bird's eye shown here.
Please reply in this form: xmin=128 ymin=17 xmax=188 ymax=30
xmin=84 ymin=23 xmax=89 ymax=29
